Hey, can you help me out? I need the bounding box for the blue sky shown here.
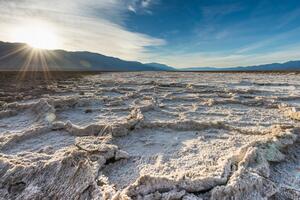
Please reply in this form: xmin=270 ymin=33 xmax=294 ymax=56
xmin=1 ymin=0 xmax=300 ymax=68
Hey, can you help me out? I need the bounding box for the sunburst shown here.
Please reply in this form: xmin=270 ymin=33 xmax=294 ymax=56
xmin=1 ymin=20 xmax=64 ymax=80
xmin=12 ymin=20 xmax=60 ymax=50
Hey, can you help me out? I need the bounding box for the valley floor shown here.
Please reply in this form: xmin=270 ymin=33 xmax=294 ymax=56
xmin=0 ymin=72 xmax=299 ymax=200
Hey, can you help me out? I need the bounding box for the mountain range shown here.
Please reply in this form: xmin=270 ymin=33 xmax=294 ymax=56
xmin=182 ymin=61 xmax=300 ymax=71
xmin=0 ymin=41 xmax=175 ymax=71
xmin=0 ymin=41 xmax=299 ymax=71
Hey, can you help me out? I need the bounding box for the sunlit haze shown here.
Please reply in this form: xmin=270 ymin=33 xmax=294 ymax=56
xmin=12 ymin=21 xmax=60 ymax=49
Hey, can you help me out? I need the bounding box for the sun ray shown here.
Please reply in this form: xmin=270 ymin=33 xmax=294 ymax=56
xmin=0 ymin=45 xmax=29 ymax=60
xmin=4 ymin=20 xmax=61 ymax=81
xmin=17 ymin=49 xmax=35 ymax=80
xmin=38 ymin=50 xmax=52 ymax=80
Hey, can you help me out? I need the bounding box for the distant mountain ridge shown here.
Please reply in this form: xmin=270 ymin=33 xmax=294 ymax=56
xmin=0 ymin=41 xmax=300 ymax=71
xmin=182 ymin=61 xmax=300 ymax=71
xmin=144 ymin=62 xmax=175 ymax=71
xmin=0 ymin=41 xmax=175 ymax=71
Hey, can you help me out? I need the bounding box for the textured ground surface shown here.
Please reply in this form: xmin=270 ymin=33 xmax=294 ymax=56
xmin=0 ymin=72 xmax=299 ymax=200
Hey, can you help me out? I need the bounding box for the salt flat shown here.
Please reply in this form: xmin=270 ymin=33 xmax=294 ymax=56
xmin=0 ymin=72 xmax=299 ymax=200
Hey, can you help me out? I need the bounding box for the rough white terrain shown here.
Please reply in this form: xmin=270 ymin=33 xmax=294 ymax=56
xmin=0 ymin=72 xmax=299 ymax=200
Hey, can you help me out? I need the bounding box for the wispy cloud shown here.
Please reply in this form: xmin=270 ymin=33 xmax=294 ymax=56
xmin=153 ymin=42 xmax=300 ymax=68
xmin=201 ymin=3 xmax=243 ymax=21
xmin=127 ymin=0 xmax=156 ymax=14
xmin=235 ymin=26 xmax=300 ymax=54
xmin=0 ymin=0 xmax=165 ymax=61
xmin=193 ymin=3 xmax=243 ymax=40
xmin=158 ymin=2 xmax=300 ymax=68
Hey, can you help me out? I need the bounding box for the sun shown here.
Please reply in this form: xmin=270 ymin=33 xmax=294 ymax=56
xmin=12 ymin=21 xmax=60 ymax=50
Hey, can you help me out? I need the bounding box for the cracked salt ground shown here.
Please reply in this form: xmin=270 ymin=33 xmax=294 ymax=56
xmin=56 ymin=107 xmax=130 ymax=127
xmin=2 ymin=131 xmax=75 ymax=155
xmin=269 ymin=141 xmax=300 ymax=199
xmin=0 ymin=72 xmax=299 ymax=200
xmin=102 ymin=128 xmax=268 ymax=190
xmin=183 ymin=104 xmax=293 ymax=129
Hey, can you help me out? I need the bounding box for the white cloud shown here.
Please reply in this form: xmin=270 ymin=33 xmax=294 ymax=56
xmin=128 ymin=5 xmax=136 ymax=13
xmin=141 ymin=0 xmax=152 ymax=8
xmin=0 ymin=0 xmax=165 ymax=61
xmin=127 ymin=0 xmax=155 ymax=14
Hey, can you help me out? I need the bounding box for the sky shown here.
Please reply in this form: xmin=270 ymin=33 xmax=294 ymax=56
xmin=1 ymin=0 xmax=300 ymax=68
